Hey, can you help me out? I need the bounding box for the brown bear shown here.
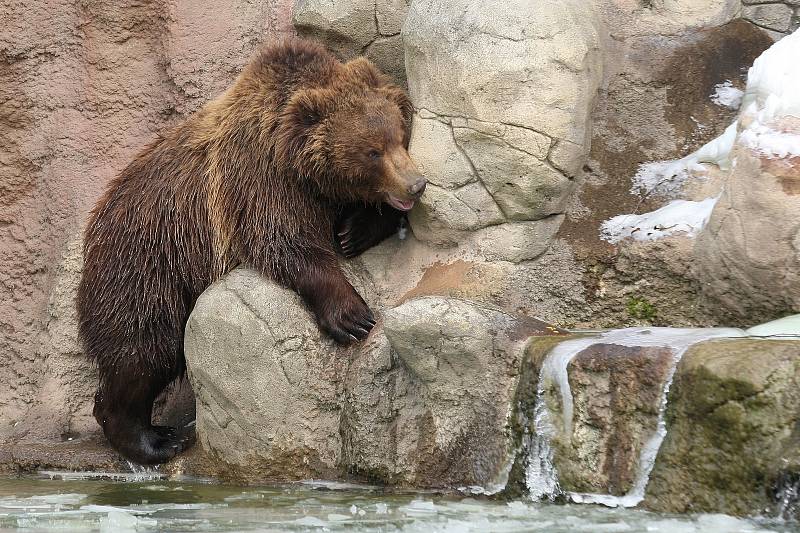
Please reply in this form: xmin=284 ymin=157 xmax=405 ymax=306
xmin=76 ymin=38 xmax=426 ymax=465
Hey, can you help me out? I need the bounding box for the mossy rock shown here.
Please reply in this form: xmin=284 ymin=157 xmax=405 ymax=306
xmin=645 ymin=338 xmax=800 ymax=517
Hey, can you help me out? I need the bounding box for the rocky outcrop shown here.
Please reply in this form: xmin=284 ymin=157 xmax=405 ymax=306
xmin=694 ymin=132 xmax=800 ymax=319
xmin=402 ymin=0 xmax=601 ymax=256
xmin=579 ymin=19 xmax=787 ymax=328
xmin=554 ymin=343 xmax=674 ymax=496
xmin=499 ymin=328 xmax=800 ymax=518
xmin=742 ymin=1 xmax=800 ymax=39
xmin=185 ymin=277 xmax=800 ymax=518
xmin=693 ymin=30 xmax=800 ymax=322
xmin=645 ymin=338 xmax=800 ymax=518
xmin=293 ymin=0 xmax=408 ymax=85
xmin=184 ymin=268 xmax=564 ymax=487
xmin=2 ymin=0 xmax=798 ymax=504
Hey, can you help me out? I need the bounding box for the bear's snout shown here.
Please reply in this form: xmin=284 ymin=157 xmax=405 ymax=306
xmin=387 ymin=147 xmax=426 ymax=199
xmin=408 ymin=177 xmax=427 ymax=198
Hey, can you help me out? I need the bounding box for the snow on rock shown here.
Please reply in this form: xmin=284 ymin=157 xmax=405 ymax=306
xmin=738 ymin=28 xmax=800 ymax=159
xmin=741 ymin=29 xmax=800 ymax=125
xmin=630 ymin=122 xmax=738 ymax=196
xmin=739 ymin=123 xmax=800 ymax=158
xmin=600 ymin=197 xmax=718 ymax=244
xmin=711 ymin=81 xmax=743 ymax=109
xmin=602 ymin=29 xmax=800 ymax=245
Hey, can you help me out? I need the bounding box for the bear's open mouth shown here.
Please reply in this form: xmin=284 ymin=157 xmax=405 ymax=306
xmin=386 ymin=194 xmax=416 ymax=212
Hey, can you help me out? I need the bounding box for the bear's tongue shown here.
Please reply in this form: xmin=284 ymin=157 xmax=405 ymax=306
xmin=387 ymin=195 xmax=415 ymax=212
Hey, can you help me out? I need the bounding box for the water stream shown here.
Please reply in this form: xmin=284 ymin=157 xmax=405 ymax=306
xmin=526 ymin=327 xmax=746 ymax=507
xmin=0 ymin=474 xmax=791 ymax=532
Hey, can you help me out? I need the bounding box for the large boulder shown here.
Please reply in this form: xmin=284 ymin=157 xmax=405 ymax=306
xmin=402 ymin=0 xmax=603 ymax=253
xmin=693 ymin=108 xmax=800 ymax=317
xmin=693 ymin=133 xmax=800 ymax=319
xmin=645 ymin=338 xmax=800 ymax=518
xmin=742 ymin=2 xmax=799 ymax=38
xmin=554 ymin=343 xmax=674 ymax=496
xmin=184 ymin=268 xmax=565 ymax=487
xmin=511 ymin=328 xmax=743 ymax=504
xmin=592 ymin=0 xmax=741 ymax=39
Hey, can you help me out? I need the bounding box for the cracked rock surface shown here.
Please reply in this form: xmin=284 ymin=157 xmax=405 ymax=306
xmin=184 ymin=268 xmax=565 ymax=486
xmin=402 ymin=0 xmax=602 ymax=252
xmin=293 ymin=0 xmax=409 ymax=86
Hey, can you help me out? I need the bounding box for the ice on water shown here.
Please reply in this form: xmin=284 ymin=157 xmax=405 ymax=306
xmin=0 ymin=475 xmax=791 ymax=532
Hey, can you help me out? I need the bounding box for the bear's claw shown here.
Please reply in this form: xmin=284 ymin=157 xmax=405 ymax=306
xmin=335 ymin=204 xmax=405 ymax=258
xmin=318 ymin=295 xmax=376 ymax=344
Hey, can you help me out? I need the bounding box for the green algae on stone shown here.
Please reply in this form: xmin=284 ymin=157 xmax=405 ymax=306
xmin=645 ymin=338 xmax=800 ymax=517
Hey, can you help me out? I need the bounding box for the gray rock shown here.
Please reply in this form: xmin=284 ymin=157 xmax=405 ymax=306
xmin=293 ymin=0 xmax=376 ymax=54
xmin=364 ymin=35 xmax=406 ymax=87
xmin=185 ymin=269 xmax=344 ymax=480
xmin=293 ymin=0 xmax=408 ymax=85
xmin=743 ymin=3 xmax=794 ymax=32
xmin=376 ymin=0 xmax=408 ymax=35
xmin=402 ymin=0 xmax=602 ymax=254
xmin=694 ymin=116 xmax=800 ymax=321
xmin=379 ymin=297 xmax=560 ymax=487
xmin=470 ymin=218 xmax=565 ymax=264
xmin=553 ymin=343 xmax=674 ymax=496
xmin=185 ymin=269 xmax=565 ymax=486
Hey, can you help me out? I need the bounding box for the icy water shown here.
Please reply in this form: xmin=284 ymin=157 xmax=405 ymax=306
xmin=0 ymin=474 xmax=794 ymax=533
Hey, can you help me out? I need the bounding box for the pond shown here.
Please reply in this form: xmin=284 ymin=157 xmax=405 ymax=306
xmin=0 ymin=473 xmax=793 ymax=532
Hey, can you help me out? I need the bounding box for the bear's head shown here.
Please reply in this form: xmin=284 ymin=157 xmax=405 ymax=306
xmin=279 ymin=58 xmax=426 ymax=211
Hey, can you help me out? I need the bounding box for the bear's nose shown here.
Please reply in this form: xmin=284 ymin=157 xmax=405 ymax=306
xmin=408 ymin=178 xmax=427 ymax=197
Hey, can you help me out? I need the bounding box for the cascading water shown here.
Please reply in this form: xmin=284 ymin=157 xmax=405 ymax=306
xmin=525 ymin=327 xmax=745 ymax=507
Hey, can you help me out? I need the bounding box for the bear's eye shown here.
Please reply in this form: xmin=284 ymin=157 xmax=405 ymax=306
xmin=302 ymin=112 xmax=319 ymax=126
xmin=368 ymin=150 xmax=382 ymax=160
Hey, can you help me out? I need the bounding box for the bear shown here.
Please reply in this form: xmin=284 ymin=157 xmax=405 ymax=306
xmin=76 ymin=38 xmax=426 ymax=465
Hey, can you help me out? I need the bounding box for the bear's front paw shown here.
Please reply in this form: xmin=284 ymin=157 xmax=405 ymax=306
xmin=335 ymin=205 xmax=403 ymax=258
xmin=318 ymin=294 xmax=377 ymax=344
xmin=336 ymin=212 xmax=374 ymax=259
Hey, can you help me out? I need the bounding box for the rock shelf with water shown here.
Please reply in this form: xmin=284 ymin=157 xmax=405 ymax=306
xmin=179 ymin=269 xmax=800 ymax=519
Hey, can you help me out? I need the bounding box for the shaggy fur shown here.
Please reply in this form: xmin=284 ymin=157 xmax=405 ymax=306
xmin=76 ymin=38 xmax=425 ymax=465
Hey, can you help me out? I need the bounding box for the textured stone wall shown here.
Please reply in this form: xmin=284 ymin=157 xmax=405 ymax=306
xmin=0 ymin=0 xmax=293 ymax=445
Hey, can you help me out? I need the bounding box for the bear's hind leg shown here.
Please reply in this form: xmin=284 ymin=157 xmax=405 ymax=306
xmin=94 ymin=360 xmax=193 ymax=465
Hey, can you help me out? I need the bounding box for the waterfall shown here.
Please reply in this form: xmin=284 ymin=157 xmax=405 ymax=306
xmin=526 ymin=327 xmax=745 ymax=507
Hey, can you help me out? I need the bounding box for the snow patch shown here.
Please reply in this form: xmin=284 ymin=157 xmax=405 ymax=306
xmin=600 ymin=197 xmax=718 ymax=244
xmin=603 ymin=29 xmax=800 ymax=244
xmin=738 ymin=29 xmax=800 ymax=160
xmin=630 ymin=122 xmax=738 ymax=196
xmin=739 ymin=123 xmax=800 ymax=159
xmin=741 ymin=29 xmax=800 ymax=125
xmin=711 ymin=81 xmax=743 ymax=109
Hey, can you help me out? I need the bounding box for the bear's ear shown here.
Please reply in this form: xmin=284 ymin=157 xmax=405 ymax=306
xmin=344 ymin=57 xmax=390 ymax=88
xmin=378 ymin=85 xmax=414 ymax=147
xmin=285 ymin=87 xmax=335 ymax=128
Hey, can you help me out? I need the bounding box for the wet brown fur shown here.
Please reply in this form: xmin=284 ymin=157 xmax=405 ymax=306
xmin=76 ymin=38 xmax=421 ymax=465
